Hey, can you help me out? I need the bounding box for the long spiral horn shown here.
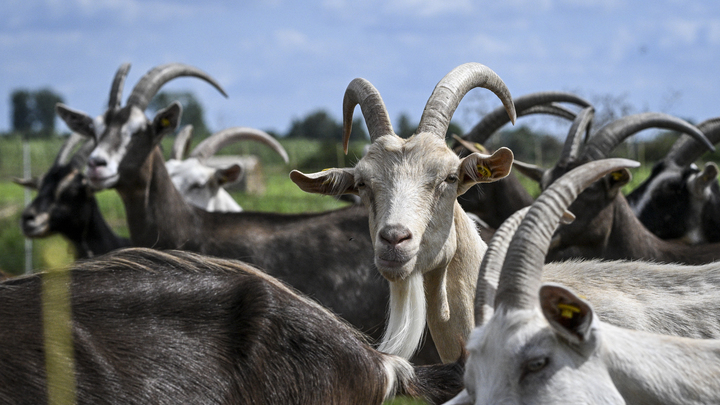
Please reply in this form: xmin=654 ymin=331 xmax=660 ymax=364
xmin=417 ymin=63 xmax=515 ymax=139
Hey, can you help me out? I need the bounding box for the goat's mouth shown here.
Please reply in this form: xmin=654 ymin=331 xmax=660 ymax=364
xmin=22 ymin=220 xmax=50 ymax=238
xmin=87 ymin=172 xmax=119 ymax=190
xmin=376 ymin=250 xmax=415 ymax=281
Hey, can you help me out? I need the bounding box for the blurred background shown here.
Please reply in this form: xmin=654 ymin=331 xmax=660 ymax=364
xmin=1 ymin=0 xmax=719 ymax=274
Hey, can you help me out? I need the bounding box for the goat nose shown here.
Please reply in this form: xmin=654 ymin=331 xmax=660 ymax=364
xmin=379 ymin=225 xmax=412 ymax=247
xmin=88 ymin=156 xmax=107 ymax=169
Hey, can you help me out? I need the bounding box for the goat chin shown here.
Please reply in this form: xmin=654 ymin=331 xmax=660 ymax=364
xmin=377 ymin=271 xmax=426 ymax=359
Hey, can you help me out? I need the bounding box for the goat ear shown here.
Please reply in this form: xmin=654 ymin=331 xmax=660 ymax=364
xmin=215 ymin=164 xmax=243 ymax=186
xmin=540 ymin=284 xmax=595 ymax=347
xmin=458 ymin=147 xmax=514 ymax=195
xmin=689 ymin=162 xmax=719 ymax=197
xmin=603 ymin=168 xmax=631 ymax=198
xmin=56 ymin=103 xmax=95 ymax=139
xmin=12 ymin=176 xmax=40 ymax=190
xmin=151 ymin=102 xmax=182 ymax=144
xmin=290 ymin=168 xmax=358 ymax=196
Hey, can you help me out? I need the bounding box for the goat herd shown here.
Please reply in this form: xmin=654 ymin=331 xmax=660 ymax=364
xmin=3 ymin=62 xmax=720 ymax=404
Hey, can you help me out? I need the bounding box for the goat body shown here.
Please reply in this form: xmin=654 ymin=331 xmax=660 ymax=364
xmin=0 ymin=248 xmax=462 ymax=405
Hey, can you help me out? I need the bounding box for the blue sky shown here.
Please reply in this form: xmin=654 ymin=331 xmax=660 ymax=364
xmin=2 ymin=0 xmax=720 ymax=137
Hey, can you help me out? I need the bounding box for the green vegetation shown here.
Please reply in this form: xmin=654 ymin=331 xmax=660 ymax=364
xmin=0 ymin=128 xmax=674 ymax=275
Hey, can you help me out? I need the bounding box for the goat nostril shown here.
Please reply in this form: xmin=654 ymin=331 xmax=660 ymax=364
xmin=380 ymin=225 xmax=412 ymax=246
xmin=88 ymin=157 xmax=107 ymax=169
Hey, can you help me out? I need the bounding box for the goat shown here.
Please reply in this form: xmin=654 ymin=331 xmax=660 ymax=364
xmin=626 ymin=117 xmax=720 ymax=244
xmin=0 ymin=248 xmax=464 ymax=405
xmin=14 ymin=132 xmax=130 ymax=259
xmin=291 ymin=63 xmax=516 ymax=363
xmin=453 ymin=91 xmax=592 ymax=229
xmin=446 ymin=159 xmax=720 ymax=405
xmin=165 ymin=124 xmax=289 ymax=212
xmin=513 ymin=111 xmax=720 ymax=264
xmin=55 ymin=62 xmax=442 ymax=364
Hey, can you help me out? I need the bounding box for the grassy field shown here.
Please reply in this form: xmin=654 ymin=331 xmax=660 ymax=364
xmin=0 ymin=134 xmax=653 ymax=275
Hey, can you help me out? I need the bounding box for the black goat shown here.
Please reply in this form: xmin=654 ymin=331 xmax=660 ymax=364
xmin=514 ymin=112 xmax=720 ymax=264
xmin=0 ymin=248 xmax=463 ymax=405
xmin=14 ymin=133 xmax=130 ymax=259
xmin=626 ymin=117 xmax=720 ymax=244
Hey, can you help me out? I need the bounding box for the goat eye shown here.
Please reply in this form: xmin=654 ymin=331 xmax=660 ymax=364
xmin=525 ymin=357 xmax=548 ymax=373
xmin=356 ymin=181 xmax=366 ymax=190
xmin=445 ymin=174 xmax=458 ymax=184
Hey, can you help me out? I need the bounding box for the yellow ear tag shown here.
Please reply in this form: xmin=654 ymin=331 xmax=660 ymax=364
xmin=557 ymin=303 xmax=581 ymax=319
xmin=161 ymin=118 xmax=171 ymax=128
xmin=477 ymin=164 xmax=492 ymax=179
xmin=611 ymin=171 xmax=624 ymax=181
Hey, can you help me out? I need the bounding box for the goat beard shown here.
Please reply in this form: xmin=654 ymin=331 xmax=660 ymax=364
xmin=377 ymin=271 xmax=427 ymax=360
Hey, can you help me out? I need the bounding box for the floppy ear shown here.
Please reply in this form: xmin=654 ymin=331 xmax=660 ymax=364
xmin=151 ymin=102 xmax=182 ymax=145
xmin=56 ymin=103 xmax=95 ymax=140
xmin=215 ymin=164 xmax=243 ymax=186
xmin=13 ymin=176 xmax=40 ymax=190
xmin=540 ymin=284 xmax=595 ymax=347
xmin=603 ymin=168 xmax=632 ymax=198
xmin=290 ymin=168 xmax=357 ymax=196
xmin=457 ymin=147 xmax=514 ymax=195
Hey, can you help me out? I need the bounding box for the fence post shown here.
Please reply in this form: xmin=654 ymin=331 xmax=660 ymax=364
xmin=23 ymin=134 xmax=33 ymax=274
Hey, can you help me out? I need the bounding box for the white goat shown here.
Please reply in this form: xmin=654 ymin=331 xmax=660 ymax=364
xmin=291 ymin=63 xmax=516 ymax=363
xmin=165 ymin=125 xmax=289 ymax=212
xmin=447 ymin=159 xmax=720 ymax=405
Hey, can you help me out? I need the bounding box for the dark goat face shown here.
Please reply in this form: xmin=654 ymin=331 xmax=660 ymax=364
xmin=541 ymin=161 xmax=632 ymax=261
xmin=20 ymin=164 xmax=90 ymax=238
xmin=626 ymin=161 xmax=693 ymax=240
xmin=57 ymin=103 xmax=181 ymax=190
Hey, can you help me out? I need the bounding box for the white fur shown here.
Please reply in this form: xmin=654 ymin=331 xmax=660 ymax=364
xmin=165 ymin=157 xmax=242 ymax=212
xmin=377 ymin=271 xmax=427 ymax=359
xmin=453 ymin=298 xmax=720 ymax=405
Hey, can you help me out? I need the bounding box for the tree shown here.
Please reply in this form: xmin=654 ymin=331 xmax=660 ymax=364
xmin=10 ymin=88 xmax=64 ymax=137
xmin=34 ymin=88 xmax=64 ymax=136
xmin=285 ymin=109 xmax=367 ymax=140
xmin=11 ymin=90 xmax=32 ymax=133
xmin=148 ymin=91 xmax=210 ymax=137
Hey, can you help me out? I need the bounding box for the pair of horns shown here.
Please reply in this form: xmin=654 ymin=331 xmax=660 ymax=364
xmin=341 ymin=63 xmax=517 ymax=154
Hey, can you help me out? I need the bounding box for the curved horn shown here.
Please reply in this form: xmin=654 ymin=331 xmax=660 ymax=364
xmin=190 ymin=127 xmax=289 ymax=163
xmin=475 ymin=206 xmax=531 ymax=325
xmin=581 ymin=112 xmax=714 ymax=162
xmin=342 ymin=78 xmax=394 ymax=154
xmin=494 ymin=158 xmax=640 ymax=311
xmin=520 ymin=103 xmax=578 ymax=122
xmin=171 ymin=125 xmax=194 ymax=160
xmin=126 ymin=63 xmax=228 ymax=111
xmin=108 ymin=63 xmax=131 ymax=110
xmin=463 ymin=91 xmax=591 ymax=145
xmin=556 ymin=106 xmax=594 ymax=168
xmin=665 ymin=117 xmax=720 ymax=167
xmin=417 ymin=63 xmax=516 ymax=139
xmin=53 ymin=132 xmax=87 ymax=167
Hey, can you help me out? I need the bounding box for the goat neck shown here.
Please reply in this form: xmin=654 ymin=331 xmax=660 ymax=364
xmin=118 ymin=145 xmax=199 ymax=248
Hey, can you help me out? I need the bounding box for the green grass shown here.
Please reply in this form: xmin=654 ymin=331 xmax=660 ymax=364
xmin=0 ymin=134 xmax=657 ymax=276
